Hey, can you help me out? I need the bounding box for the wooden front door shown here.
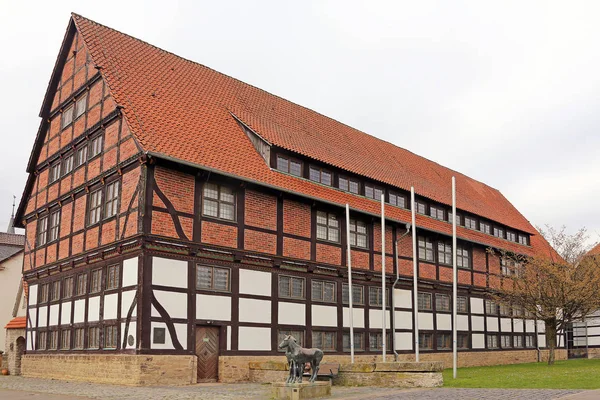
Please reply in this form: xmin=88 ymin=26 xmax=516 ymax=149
xmin=195 ymin=326 xmax=220 ymax=382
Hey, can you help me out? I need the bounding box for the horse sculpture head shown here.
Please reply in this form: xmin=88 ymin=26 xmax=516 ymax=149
xmin=278 ymin=335 xmax=297 ymax=350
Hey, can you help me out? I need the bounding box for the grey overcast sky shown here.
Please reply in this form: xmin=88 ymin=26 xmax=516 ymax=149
xmin=1 ymin=1 xmax=599 ymax=246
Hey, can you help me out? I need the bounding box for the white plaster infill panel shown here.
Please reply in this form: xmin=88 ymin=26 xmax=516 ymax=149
xmin=343 ymin=307 xmax=365 ymax=328
xmin=500 ymin=318 xmax=512 ymax=332
xmin=369 ymin=309 xmax=391 ymax=329
xmin=88 ymin=296 xmax=100 ymax=322
xmin=239 ymin=298 xmax=271 ymax=324
xmin=525 ymin=319 xmax=536 ymax=332
xmin=121 ymin=290 xmax=137 ymax=318
xmin=49 ymin=304 xmax=59 ymax=326
xmin=513 ymin=319 xmax=524 ymax=333
xmin=238 ymin=326 xmax=271 ymax=351
xmin=470 ymin=298 xmax=484 ymax=314
xmin=122 ymin=321 xmax=137 ymax=350
xmin=104 ymin=293 xmax=119 ymax=320
xmin=150 ymin=321 xmax=188 ymax=350
xmin=37 ymin=306 xmax=48 ymax=328
xmin=227 ymin=326 xmax=232 ymax=351
xmin=393 ymin=289 xmax=412 ymax=308
xmin=122 ymin=257 xmax=139 ymax=288
xmin=196 ymin=294 xmax=231 ymax=321
xmin=61 ymin=301 xmax=72 ymax=325
xmin=28 ymin=284 xmax=38 ymax=305
xmin=394 ymin=311 xmax=412 ymax=330
xmin=151 ymin=290 xmax=188 ymax=319
xmin=239 ymin=269 xmax=271 ymax=296
xmin=436 ymin=313 xmax=451 ymax=330
xmin=27 ymin=331 xmax=35 ymax=351
xmin=471 ymin=316 xmax=485 ymax=331
xmin=457 ymin=315 xmax=469 ymax=331
xmin=486 ymin=317 xmax=499 ymax=332
xmin=278 ymin=302 xmax=305 ymax=326
xmin=28 ymin=308 xmax=37 ymax=329
xmin=152 ymin=257 xmax=188 ymax=288
xmin=311 ymin=305 xmax=337 ymax=327
xmin=418 ymin=313 xmax=433 ymax=330
xmin=73 ymin=300 xmax=85 ymax=324
xmin=395 ymin=332 xmax=412 ymax=351
xmin=472 ymin=333 xmax=485 ymax=349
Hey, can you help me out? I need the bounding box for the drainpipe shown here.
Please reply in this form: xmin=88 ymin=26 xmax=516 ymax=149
xmin=392 ymin=223 xmax=412 ymax=361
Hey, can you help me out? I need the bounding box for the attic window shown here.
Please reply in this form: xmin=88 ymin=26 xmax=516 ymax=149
xmin=388 ymin=192 xmax=406 ymax=208
xmin=518 ymin=235 xmax=529 ymax=245
xmin=339 ymin=176 xmax=359 ymax=194
xmin=61 ymin=105 xmax=74 ymax=129
xmin=309 ymin=166 xmax=332 ymax=186
xmin=365 ymin=184 xmax=383 ymax=200
xmin=276 ymin=155 xmax=302 ymax=177
xmin=75 ymin=93 xmax=87 ymax=119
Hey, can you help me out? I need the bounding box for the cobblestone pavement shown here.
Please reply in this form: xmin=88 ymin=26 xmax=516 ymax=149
xmin=0 ymin=377 xmax=591 ymax=399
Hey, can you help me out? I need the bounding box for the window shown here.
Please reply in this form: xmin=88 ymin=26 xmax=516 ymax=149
xmin=87 ymin=327 xmax=100 ymax=349
xmin=202 ymin=183 xmax=236 ymax=221
xmin=63 ymin=277 xmax=74 ymax=298
xmin=37 ymin=331 xmax=47 ymax=350
xmin=76 ymin=145 xmax=88 ymax=167
xmin=437 ymin=333 xmax=451 ymax=350
xmin=364 ymin=184 xmax=383 ymax=200
xmin=457 ymin=333 xmax=469 ymax=349
xmin=75 ymin=93 xmax=87 ymax=119
xmin=419 ymin=333 xmax=433 ymax=350
xmin=499 ymin=304 xmax=511 ymax=317
xmin=104 ymin=325 xmax=118 ymax=349
xmin=448 ymin=212 xmax=461 ymax=225
xmin=61 ymin=104 xmax=74 ymax=129
xmin=49 ymin=330 xmax=58 ymax=350
xmin=37 ymin=216 xmax=48 ymax=246
xmin=88 ymin=189 xmax=103 ymax=225
xmin=464 ymin=216 xmax=477 ymax=230
xmin=487 ymin=334 xmax=498 ymax=349
xmin=312 ymin=331 xmax=336 ymax=351
xmin=342 ymin=283 xmax=364 ymax=305
xmin=485 ymin=300 xmax=498 ymax=315
xmin=276 ymin=155 xmax=302 ymax=177
xmin=106 ymin=264 xmax=120 ymax=290
xmin=49 ymin=162 xmax=61 ymax=183
xmin=388 ymin=192 xmax=406 ymax=208
xmin=49 ymin=210 xmax=60 ymax=242
xmin=349 ymin=219 xmax=368 ymax=248
xmin=437 ymin=242 xmax=452 ymax=265
xmin=457 ymin=296 xmax=468 ymax=313
xmin=343 ymin=331 xmax=364 ymax=351
xmin=507 ymin=231 xmax=516 ymax=242
xmin=74 ymin=328 xmax=85 ymax=350
xmin=279 ymin=275 xmax=304 ymax=299
xmin=369 ymin=287 xmax=388 ymax=307
xmin=435 ymin=294 xmax=451 ymax=312
xmin=418 ymin=292 xmax=432 ymax=311
xmin=514 ymin=335 xmax=523 ymax=348
xmin=196 ymin=265 xmax=230 ymax=291
xmin=429 ymin=206 xmax=444 ymax=220
xmin=309 ymin=166 xmax=332 ymax=186
xmin=500 ymin=335 xmax=512 ymax=348
xmin=311 ymin=280 xmax=336 ymax=303
xmin=62 ymin=154 xmax=74 ymax=175
xmin=278 ymin=330 xmax=304 ymax=349
xmin=89 ymin=135 xmax=103 ymax=158
xmin=50 ymin=281 xmax=61 ymax=302
xmin=457 ymin=247 xmax=470 ymax=269
xmin=38 ymin=283 xmax=49 ymax=304
xmin=501 ymin=258 xmax=522 ymax=277
xmin=90 ymin=269 xmax=102 ymax=293
xmin=60 ymin=330 xmax=71 ymax=350
xmin=153 ymin=327 xmax=166 ymax=344
xmin=416 ymin=201 xmax=426 ymax=215
xmin=316 ymin=211 xmax=339 ymax=243
xmin=369 ymin=332 xmax=391 ymax=351
xmin=512 ymin=306 xmax=524 ymax=318
xmin=104 ymin=181 xmax=120 ymax=218
xmin=525 ymin=335 xmax=535 ymax=348
xmin=480 ymin=221 xmax=491 ymax=235
xmin=519 ymin=235 xmax=529 ymax=245
xmin=493 ymin=227 xmax=504 ymax=238
xmin=338 ymin=176 xmax=359 ymax=194
xmin=76 ymin=273 xmax=88 ymax=296
xmin=418 ymin=236 xmax=434 ymax=262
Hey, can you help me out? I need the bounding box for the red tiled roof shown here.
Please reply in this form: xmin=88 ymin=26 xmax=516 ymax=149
xmin=4 ymin=316 xmax=26 ymax=330
xmin=587 ymin=242 xmax=600 ymax=257
xmin=0 ymin=232 xmax=25 ymax=246
xmin=69 ymin=14 xmax=551 ymax=257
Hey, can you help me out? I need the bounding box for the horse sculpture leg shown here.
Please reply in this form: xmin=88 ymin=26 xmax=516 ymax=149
xmin=287 ymin=360 xmax=295 ymax=383
xmin=309 ymin=350 xmax=324 ymax=383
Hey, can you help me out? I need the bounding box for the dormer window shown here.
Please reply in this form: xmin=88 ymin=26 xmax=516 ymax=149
xmin=309 ymin=166 xmax=332 ymax=186
xmin=416 ymin=201 xmax=426 ymax=215
xmin=430 ymin=206 xmax=444 ymax=220
xmin=388 ymin=192 xmax=406 ymax=208
xmin=464 ymin=216 xmax=477 ymax=230
xmin=276 ymin=155 xmax=302 ymax=177
xmin=339 ymin=176 xmax=359 ymax=194
xmin=448 ymin=211 xmax=461 ymax=225
xmin=506 ymin=231 xmax=516 ymax=242
xmin=518 ymin=235 xmax=529 ymax=245
xmin=480 ymin=221 xmax=491 ymax=235
xmin=364 ymin=184 xmax=383 ymax=200
xmin=493 ymin=227 xmax=505 ymax=239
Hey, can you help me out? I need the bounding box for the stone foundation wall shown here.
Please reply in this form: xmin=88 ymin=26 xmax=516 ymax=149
xmin=4 ymin=329 xmax=26 ymax=375
xmin=587 ymin=348 xmax=600 ymax=359
xmin=22 ymin=354 xmax=197 ymax=386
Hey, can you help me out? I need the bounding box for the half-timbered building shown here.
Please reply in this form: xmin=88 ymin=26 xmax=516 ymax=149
xmin=15 ymin=13 xmax=563 ymax=384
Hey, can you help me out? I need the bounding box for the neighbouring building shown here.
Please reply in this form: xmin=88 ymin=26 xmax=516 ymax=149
xmin=14 ymin=13 xmax=564 ymax=385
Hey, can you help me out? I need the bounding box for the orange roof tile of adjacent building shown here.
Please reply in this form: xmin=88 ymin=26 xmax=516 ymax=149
xmin=587 ymin=242 xmax=600 ymax=257
xmin=4 ymin=316 xmax=26 ymax=330
xmin=27 ymin=13 xmax=555 ymax=258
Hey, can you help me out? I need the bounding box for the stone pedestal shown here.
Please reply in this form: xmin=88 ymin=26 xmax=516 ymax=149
xmin=271 ymin=381 xmax=331 ymax=400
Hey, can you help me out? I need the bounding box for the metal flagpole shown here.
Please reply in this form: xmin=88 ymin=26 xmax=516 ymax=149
xmin=452 ymin=177 xmax=458 ymax=379
xmin=381 ymin=193 xmax=386 ymax=362
xmin=411 ymin=187 xmax=419 ymax=362
xmin=345 ymin=204 xmax=354 ymax=363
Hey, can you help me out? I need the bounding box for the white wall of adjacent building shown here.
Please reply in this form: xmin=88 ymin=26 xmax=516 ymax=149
xmin=0 ymin=252 xmax=23 ymax=352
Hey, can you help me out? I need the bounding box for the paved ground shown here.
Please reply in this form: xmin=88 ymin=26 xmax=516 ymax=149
xmin=0 ymin=376 xmax=596 ymax=399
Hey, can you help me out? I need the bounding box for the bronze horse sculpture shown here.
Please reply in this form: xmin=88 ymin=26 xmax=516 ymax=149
xmin=278 ymin=335 xmax=324 ymax=383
